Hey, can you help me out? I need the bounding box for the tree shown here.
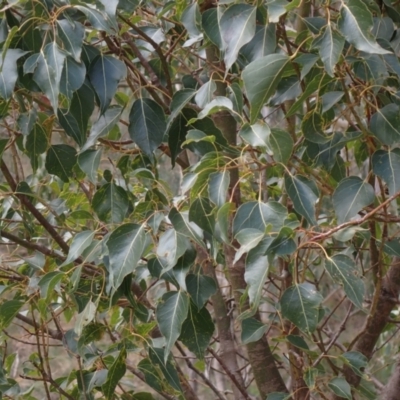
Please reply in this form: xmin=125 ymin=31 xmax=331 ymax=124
xmin=1 ymin=0 xmax=400 ymax=398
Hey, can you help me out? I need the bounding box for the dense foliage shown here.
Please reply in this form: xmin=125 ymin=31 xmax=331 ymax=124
xmin=2 ymin=0 xmax=400 ymax=399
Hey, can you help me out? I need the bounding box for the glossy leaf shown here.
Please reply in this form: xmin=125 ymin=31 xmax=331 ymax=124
xmin=102 ymin=348 xmax=127 ymax=400
xmin=0 ymin=49 xmax=27 ymax=100
xmin=370 ymin=104 xmax=400 ymax=145
xmin=208 ymin=170 xmax=230 ymax=208
xmin=45 ymin=145 xmax=77 ymax=182
xmin=280 ymin=283 xmax=323 ymax=333
xmin=325 ymin=254 xmax=365 ymax=309
xmin=338 ymin=0 xmax=390 ymax=54
xmin=156 ymin=291 xmax=189 ymax=362
xmin=220 ymin=4 xmax=256 ymax=71
xmin=61 ymin=231 xmax=95 ymax=266
xmin=107 ymin=223 xmax=147 ymax=291
xmin=92 ymin=183 xmax=129 ymax=223
xmin=180 ymin=302 xmax=214 ymax=359
xmin=328 ymin=377 xmax=352 ymax=400
xmin=0 ymin=300 xmax=24 ymax=330
xmin=239 ymin=123 xmax=270 ymax=147
xmin=59 ymin=57 xmax=86 ymax=99
xmin=269 ymin=128 xmax=293 ymax=165
xmin=189 ymin=197 xmax=215 ymax=235
xmin=372 ymin=149 xmax=400 ymax=196
xmin=241 ymin=318 xmax=268 ymax=345
xmin=243 ymin=54 xmax=290 ymax=123
xmin=186 ymin=273 xmax=217 ymax=310
xmin=129 ymin=98 xmax=166 ymax=157
xmin=25 ymin=123 xmax=47 ymax=171
xmin=333 ymin=177 xmax=375 ymax=223
xmin=77 ymin=149 xmax=102 ymax=183
xmin=57 ymin=19 xmax=85 ymax=62
xmin=156 ymin=228 xmax=189 ymax=271
xmin=88 ymin=55 xmax=126 ymax=114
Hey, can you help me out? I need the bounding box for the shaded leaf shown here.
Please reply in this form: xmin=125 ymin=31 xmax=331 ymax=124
xmin=0 ymin=300 xmax=24 ymax=330
xmin=241 ymin=318 xmax=268 ymax=344
xmin=77 ymin=149 xmax=102 ymax=183
xmin=189 ymin=197 xmax=215 ymax=235
xmin=269 ymin=128 xmax=293 ymax=165
xmin=57 ymin=19 xmax=85 ymax=62
xmin=25 ymin=123 xmax=47 ymax=171
xmin=0 ymin=49 xmax=27 ymax=100
xmin=328 ymin=377 xmax=352 ymax=400
xmin=102 ymin=348 xmax=127 ymax=400
xmin=208 ymin=170 xmax=230 ymax=208
xmin=45 ymin=144 xmax=77 ymax=182
xmin=186 ymin=273 xmax=217 ymax=310
xmin=370 ymin=104 xmax=400 ymax=145
xmin=239 ymin=122 xmax=270 ymax=147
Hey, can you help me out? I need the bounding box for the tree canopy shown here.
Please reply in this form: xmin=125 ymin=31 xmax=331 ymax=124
xmin=0 ymin=0 xmax=400 ymax=399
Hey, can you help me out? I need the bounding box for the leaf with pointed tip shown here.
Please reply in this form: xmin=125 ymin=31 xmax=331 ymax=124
xmin=338 ymin=0 xmax=390 ymax=54
xmin=285 ymin=175 xmax=318 ymax=226
xmin=61 ymin=231 xmax=95 ymax=267
xmin=88 ymin=55 xmax=126 ymax=114
xmin=239 ymin=122 xmax=271 ymax=147
xmin=0 ymin=48 xmax=27 ymax=100
xmin=32 ymin=43 xmax=66 ymax=112
xmin=202 ymin=8 xmax=223 ymax=49
xmin=220 ymin=4 xmax=256 ymax=71
xmin=195 ymin=80 xmax=216 ymax=108
xmin=189 ymin=197 xmax=215 ymax=235
xmin=102 ymin=348 xmax=126 ymax=400
xmin=313 ymin=25 xmax=345 ymax=77
xmin=243 ymin=54 xmax=290 ymax=123
xmin=372 ymin=149 xmax=400 ymax=196
xmin=328 ymin=377 xmax=352 ymax=400
xmin=58 ymin=109 xmax=85 ymax=146
xmin=180 ymin=302 xmax=214 ymax=359
xmin=92 ymin=183 xmax=129 ymax=223
xmin=233 ymin=201 xmax=287 ymax=236
xmin=370 ymin=104 xmax=400 ymax=145
xmin=81 ymin=106 xmax=123 ymax=152
xmin=244 ymin=238 xmax=274 ymax=315
xmin=45 ymin=145 xmax=76 ymax=182
xmin=197 ymin=96 xmax=233 ymax=120
xmin=156 ymin=229 xmax=189 ymax=271
xmin=208 ymin=170 xmax=230 ymax=208
xmin=341 ymin=351 xmax=368 ymax=377
xmin=333 ymin=177 xmax=375 ymax=223
xmin=25 ymin=123 xmax=47 ymax=171
xmin=325 ymin=254 xmax=365 ymax=309
xmin=156 ymin=291 xmax=189 ymax=362
xmin=234 ymin=228 xmax=265 ymax=264
xmin=107 ymin=223 xmax=146 ymax=291
xmin=129 ymin=98 xmax=166 ymax=157
xmin=69 ymin=81 xmax=95 ymax=137
xmin=240 ymin=24 xmax=277 ymax=64
xmin=167 ymin=89 xmax=195 ymax=130
xmin=75 ymin=5 xmax=113 ymax=34
xmin=0 ymin=300 xmax=24 ymax=330
xmin=269 ymin=128 xmax=293 ymax=165
xmin=186 ymin=273 xmax=217 ymax=310
xmin=60 ymin=57 xmax=86 ymax=99
xmin=78 ymin=149 xmax=102 ymax=183
xmin=280 ymin=283 xmax=323 ymax=333
xmin=169 ymin=208 xmax=204 ymax=247
xmin=241 ymin=318 xmax=268 ymax=345
xmin=57 ymin=20 xmax=85 ymax=62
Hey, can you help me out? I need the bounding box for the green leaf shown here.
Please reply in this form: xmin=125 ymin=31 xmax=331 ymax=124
xmin=75 ymin=5 xmax=113 ymax=34
xmin=156 ymin=291 xmax=189 ymax=362
xmin=45 ymin=144 xmax=77 ymax=182
xmin=285 ymin=174 xmax=319 ymax=226
xmin=313 ymin=25 xmax=345 ymax=77
xmin=208 ymin=170 xmax=230 ymax=208
xmin=137 ymin=358 xmax=163 ymax=392
xmin=266 ymin=393 xmax=291 ymax=400
xmin=57 ymin=19 xmax=85 ymax=62
xmin=58 ymin=108 xmax=85 ymax=146
xmin=167 ymin=89 xmax=195 ymax=130
xmin=244 ymin=238 xmax=274 ymax=314
xmin=25 ymin=123 xmax=47 ymax=171
xmin=148 ymin=347 xmax=182 ymax=392
xmin=81 ymin=105 xmax=123 ymax=152
xmin=92 ymin=182 xmax=129 ymax=223
xmin=61 ymin=231 xmax=95 ymax=266
xmin=280 ymin=283 xmax=323 ymax=333
xmin=102 ymin=348 xmax=127 ymax=400
xmin=374 ymin=151 xmax=400 ymax=191
xmin=78 ymin=149 xmax=102 ymax=183
xmin=239 ymin=122 xmax=271 ymax=147
xmin=240 ymin=24 xmax=277 ymax=63
xmin=341 ymin=351 xmax=368 ymax=377
xmin=333 ymin=177 xmax=375 ymax=223
xmin=59 ymin=57 xmax=86 ymax=100
xmin=156 ymin=228 xmax=189 ymax=271
xmin=0 ymin=300 xmax=24 ymax=330
xmin=0 ymin=49 xmax=28 ymax=100
xmin=32 ymin=43 xmax=66 ymax=112
xmin=189 ymin=197 xmax=215 ymax=235
xmin=233 ymin=201 xmax=287 ymax=235
xmin=70 ymin=81 xmax=95 ymax=137
xmin=180 ymin=302 xmax=214 ymax=359
xmin=235 ymin=228 xmax=265 ymax=263
xmin=241 ymin=318 xmax=268 ymax=345
xmin=38 ymin=271 xmax=64 ymax=299
xmin=243 ymin=54 xmax=290 ymax=123
xmin=129 ymin=98 xmax=166 ymax=157
xmin=169 ymin=208 xmax=204 ymax=247
xmin=197 ymin=97 xmax=233 ymax=120
xmin=107 ymin=223 xmax=147 ymax=291
xmin=301 ymin=110 xmax=330 ymax=144
xmin=220 ymin=4 xmax=256 ymax=71
xmin=325 ymin=254 xmax=365 ymax=309
xmin=186 ymin=273 xmax=217 ymax=310
xmin=370 ymin=104 xmax=400 ymax=145
xmin=328 ymin=377 xmax=352 ymax=400
xmin=202 ymin=8 xmax=223 ymax=49
xmin=195 ymin=80 xmax=216 ymax=108
xmin=269 ymin=128 xmax=293 ymax=165
xmin=286 ymin=335 xmax=310 ymax=351
xmin=338 ymin=0 xmax=390 ymax=54
xmin=88 ymin=55 xmax=126 ymax=114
